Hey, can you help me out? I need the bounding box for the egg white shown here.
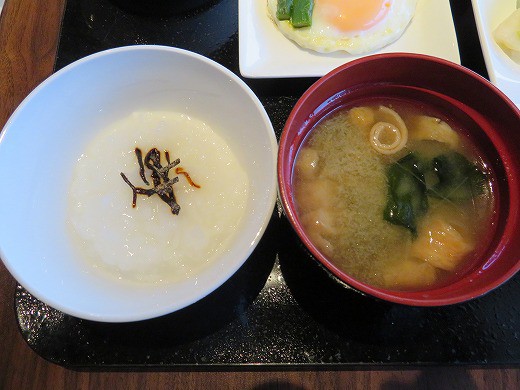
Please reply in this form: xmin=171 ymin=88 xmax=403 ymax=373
xmin=267 ymin=0 xmax=418 ymax=54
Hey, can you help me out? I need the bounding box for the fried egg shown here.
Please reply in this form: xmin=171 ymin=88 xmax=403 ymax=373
xmin=267 ymin=0 xmax=418 ymax=54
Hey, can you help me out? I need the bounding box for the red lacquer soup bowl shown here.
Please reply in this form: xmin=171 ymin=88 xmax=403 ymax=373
xmin=278 ymin=53 xmax=520 ymax=306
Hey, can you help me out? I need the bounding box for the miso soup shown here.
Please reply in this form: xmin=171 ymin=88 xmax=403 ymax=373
xmin=293 ymin=101 xmax=496 ymax=291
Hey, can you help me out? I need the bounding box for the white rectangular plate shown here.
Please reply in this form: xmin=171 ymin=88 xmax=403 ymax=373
xmin=471 ymin=0 xmax=520 ymax=108
xmin=239 ymin=0 xmax=460 ymax=78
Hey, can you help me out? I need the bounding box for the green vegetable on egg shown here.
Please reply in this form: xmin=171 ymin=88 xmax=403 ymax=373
xmin=277 ymin=0 xmax=314 ymax=28
xmin=276 ymin=0 xmax=293 ymax=21
xmin=291 ymin=0 xmax=314 ymax=28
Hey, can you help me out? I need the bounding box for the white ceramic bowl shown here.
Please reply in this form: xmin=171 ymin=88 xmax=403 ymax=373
xmin=0 ymin=45 xmax=277 ymax=322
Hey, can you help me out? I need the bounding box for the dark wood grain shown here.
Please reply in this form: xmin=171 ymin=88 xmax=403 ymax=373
xmin=0 ymin=0 xmax=518 ymax=388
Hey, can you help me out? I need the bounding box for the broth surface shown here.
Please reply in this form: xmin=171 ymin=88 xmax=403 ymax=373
xmin=293 ymin=101 xmax=495 ymax=291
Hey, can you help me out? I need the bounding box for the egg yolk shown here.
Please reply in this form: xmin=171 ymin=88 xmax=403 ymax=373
xmin=318 ymin=0 xmax=393 ymax=32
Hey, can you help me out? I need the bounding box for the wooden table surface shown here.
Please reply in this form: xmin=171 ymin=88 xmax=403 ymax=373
xmin=0 ymin=0 xmax=518 ymax=388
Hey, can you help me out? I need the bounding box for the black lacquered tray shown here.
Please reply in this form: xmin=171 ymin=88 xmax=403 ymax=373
xmin=16 ymin=0 xmax=520 ymax=369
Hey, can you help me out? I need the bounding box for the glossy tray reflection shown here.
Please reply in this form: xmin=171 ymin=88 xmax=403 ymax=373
xmin=15 ymin=0 xmax=519 ymax=369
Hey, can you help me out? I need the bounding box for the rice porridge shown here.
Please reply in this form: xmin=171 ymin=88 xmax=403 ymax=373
xmin=68 ymin=111 xmax=249 ymax=283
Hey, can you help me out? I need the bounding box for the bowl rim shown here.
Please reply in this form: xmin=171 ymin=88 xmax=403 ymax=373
xmin=278 ymin=52 xmax=520 ymax=307
xmin=0 ymin=45 xmax=278 ymax=322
